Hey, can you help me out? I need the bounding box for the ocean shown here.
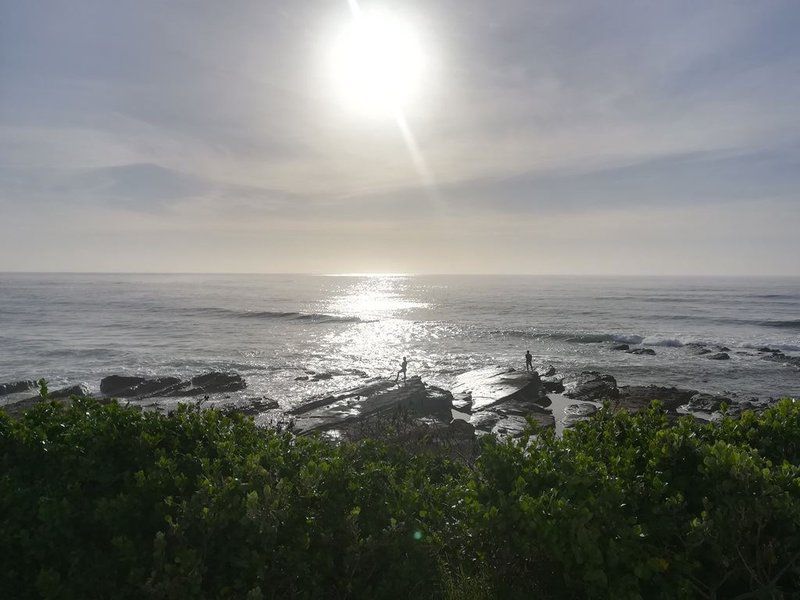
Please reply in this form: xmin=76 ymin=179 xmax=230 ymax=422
xmin=1 ymin=273 xmax=799 ymax=408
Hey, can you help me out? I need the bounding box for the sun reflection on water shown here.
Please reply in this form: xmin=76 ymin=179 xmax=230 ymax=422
xmin=326 ymin=275 xmax=429 ymax=320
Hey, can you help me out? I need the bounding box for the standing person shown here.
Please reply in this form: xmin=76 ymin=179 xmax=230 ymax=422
xmin=395 ymin=356 xmax=408 ymax=383
xmin=525 ymin=350 xmax=533 ymax=372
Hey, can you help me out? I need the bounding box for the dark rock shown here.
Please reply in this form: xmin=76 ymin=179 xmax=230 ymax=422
xmin=0 ymin=380 xmax=36 ymax=396
xmin=563 ymin=403 xmax=598 ymax=428
xmin=627 ymin=348 xmax=656 ymax=356
xmin=541 ymin=376 xmax=565 ymax=394
xmin=565 ymin=371 xmax=619 ymax=402
xmin=49 ymin=384 xmax=91 ymax=399
xmin=757 ymin=346 xmax=783 ymax=354
xmin=541 ymin=365 xmax=557 ymax=377
xmin=188 ymin=372 xmax=247 ymax=393
xmin=311 ymin=373 xmax=334 ymax=381
xmin=448 ymin=418 xmax=475 ymax=438
xmin=762 ymin=354 xmax=800 ymax=369
xmin=469 ymin=411 xmax=500 ymax=431
xmin=100 ymin=372 xmax=245 ymax=399
xmin=719 ymin=346 xmax=731 ymax=353
xmin=491 ymin=410 xmax=554 ymax=437
xmin=695 ymin=348 xmax=712 ymax=355
xmin=452 ymin=366 xmax=554 ymax=435
xmin=294 ymin=376 xmax=309 ymax=381
xmin=611 ymin=344 xmax=630 ymax=351
xmin=346 ymin=369 xmax=369 ymax=378
xmin=100 ymin=375 xmax=187 ymax=398
xmin=452 ymin=392 xmax=473 ymax=412
xmin=686 ymin=393 xmax=730 ymax=413
xmin=615 ymin=385 xmax=696 ymax=413
xmin=706 ymin=352 xmax=730 ymax=360
xmin=223 ymin=397 xmax=279 ymax=416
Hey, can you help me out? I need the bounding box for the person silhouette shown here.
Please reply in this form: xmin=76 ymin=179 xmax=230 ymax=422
xmin=525 ymin=350 xmax=533 ymax=372
xmin=395 ymin=356 xmax=408 ymax=383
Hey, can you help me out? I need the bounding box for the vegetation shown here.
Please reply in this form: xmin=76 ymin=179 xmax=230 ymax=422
xmin=1 ymin=397 xmax=799 ymax=599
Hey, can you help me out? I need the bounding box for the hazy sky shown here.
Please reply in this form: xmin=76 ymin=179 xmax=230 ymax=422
xmin=1 ymin=0 xmax=799 ymax=274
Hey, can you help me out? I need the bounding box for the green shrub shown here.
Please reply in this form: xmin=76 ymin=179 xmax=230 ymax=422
xmin=2 ymin=397 xmax=799 ymax=598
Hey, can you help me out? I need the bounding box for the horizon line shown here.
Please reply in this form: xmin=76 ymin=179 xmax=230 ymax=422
xmin=1 ymin=271 xmax=799 ymax=278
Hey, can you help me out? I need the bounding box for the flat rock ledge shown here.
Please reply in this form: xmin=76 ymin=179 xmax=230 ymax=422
xmin=290 ymin=376 xmax=453 ymax=434
xmin=451 ymin=366 xmax=555 ymax=435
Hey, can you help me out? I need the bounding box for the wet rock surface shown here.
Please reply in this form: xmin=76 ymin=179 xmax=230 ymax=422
xmin=100 ymin=372 xmax=246 ymax=398
xmin=100 ymin=375 xmax=186 ymax=398
xmin=450 ymin=366 xmax=555 ymax=436
xmin=290 ymin=376 xmax=453 ymax=434
xmin=762 ymin=353 xmax=800 ymax=369
xmin=686 ymin=393 xmax=731 ymax=413
xmin=219 ymin=397 xmax=279 ymax=416
xmin=563 ymin=403 xmax=599 ymax=428
xmin=49 ymin=384 xmax=92 ymax=399
xmin=565 ymin=372 xmax=619 ymax=402
xmin=615 ymin=385 xmax=696 ymax=413
xmin=0 ymin=380 xmax=36 ymax=396
xmin=627 ymin=348 xmax=656 ymax=356
xmin=178 ymin=372 xmax=247 ymax=395
xmin=706 ymin=352 xmax=730 ymax=360
xmin=451 ymin=366 xmax=550 ymax=411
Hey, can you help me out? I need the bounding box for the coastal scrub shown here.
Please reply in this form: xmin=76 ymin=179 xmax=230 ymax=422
xmin=1 ymin=398 xmax=799 ymax=598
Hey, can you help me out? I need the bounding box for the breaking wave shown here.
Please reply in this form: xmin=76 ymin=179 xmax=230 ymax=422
xmin=489 ymin=330 xmax=644 ymax=344
xmin=182 ymin=307 xmax=369 ymax=324
xmin=759 ymin=320 xmax=800 ymax=330
xmin=642 ymin=337 xmax=685 ymax=347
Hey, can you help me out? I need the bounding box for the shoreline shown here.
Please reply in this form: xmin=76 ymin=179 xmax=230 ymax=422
xmin=2 ymin=358 xmax=794 ymax=436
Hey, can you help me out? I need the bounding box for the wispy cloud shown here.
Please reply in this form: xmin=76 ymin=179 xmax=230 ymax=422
xmin=1 ymin=0 xmax=798 ymax=273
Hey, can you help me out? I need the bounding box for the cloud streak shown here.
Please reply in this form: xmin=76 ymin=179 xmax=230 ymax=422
xmin=0 ymin=0 xmax=798 ymax=273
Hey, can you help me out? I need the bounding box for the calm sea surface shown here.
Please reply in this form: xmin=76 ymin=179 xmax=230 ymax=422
xmin=1 ymin=274 xmax=798 ymax=407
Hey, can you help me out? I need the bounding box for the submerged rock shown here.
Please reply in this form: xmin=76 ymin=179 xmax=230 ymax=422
xmin=762 ymin=353 xmax=800 ymax=369
xmin=611 ymin=344 xmax=630 ymax=351
xmin=706 ymin=352 xmax=730 ymax=360
xmin=0 ymin=380 xmax=36 ymax=397
xmin=757 ymin=346 xmax=782 ymax=354
xmin=627 ymin=348 xmax=656 ymax=356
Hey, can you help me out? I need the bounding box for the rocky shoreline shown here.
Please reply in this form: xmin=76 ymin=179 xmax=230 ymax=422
xmin=0 ymin=358 xmax=788 ymax=439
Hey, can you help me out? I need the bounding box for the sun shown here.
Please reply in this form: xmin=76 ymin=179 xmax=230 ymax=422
xmin=329 ymin=8 xmax=425 ymax=117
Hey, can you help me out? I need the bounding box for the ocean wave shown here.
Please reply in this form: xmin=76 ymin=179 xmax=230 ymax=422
xmin=642 ymin=337 xmax=684 ymax=347
xmin=489 ymin=330 xmax=643 ymax=344
xmin=758 ymin=320 xmax=800 ymax=330
xmin=743 ymin=343 xmax=800 ymax=352
xmin=183 ymin=307 xmax=368 ymax=324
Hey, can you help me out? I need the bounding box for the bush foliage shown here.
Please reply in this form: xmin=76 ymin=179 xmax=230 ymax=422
xmin=1 ymin=398 xmax=799 ymax=598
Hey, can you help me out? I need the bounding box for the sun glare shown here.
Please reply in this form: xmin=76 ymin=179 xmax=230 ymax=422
xmin=329 ymin=8 xmax=425 ymax=117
